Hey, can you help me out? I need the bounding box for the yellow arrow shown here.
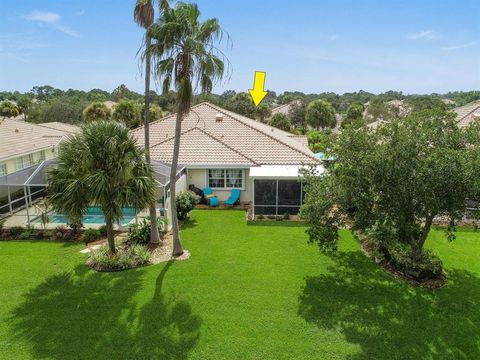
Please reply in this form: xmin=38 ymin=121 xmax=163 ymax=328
xmin=248 ymin=71 xmax=268 ymax=106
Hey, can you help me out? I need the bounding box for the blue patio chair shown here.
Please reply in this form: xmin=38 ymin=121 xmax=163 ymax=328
xmin=203 ymin=187 xmax=219 ymax=207
xmin=224 ymin=188 xmax=241 ymax=206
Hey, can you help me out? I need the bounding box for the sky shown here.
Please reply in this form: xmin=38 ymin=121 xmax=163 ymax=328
xmin=0 ymin=0 xmax=479 ymax=95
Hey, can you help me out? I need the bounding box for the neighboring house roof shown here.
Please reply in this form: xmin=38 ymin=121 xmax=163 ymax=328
xmin=271 ymin=100 xmax=301 ymax=116
xmin=132 ymin=102 xmax=319 ymax=166
xmin=37 ymin=122 xmax=80 ymax=134
xmin=288 ymin=135 xmax=309 ymax=147
xmin=454 ymin=100 xmax=480 ymax=128
xmin=0 ymin=118 xmax=69 ymax=162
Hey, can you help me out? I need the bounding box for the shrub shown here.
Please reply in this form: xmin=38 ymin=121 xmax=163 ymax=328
xmin=128 ymin=219 xmax=150 ymax=245
xmin=52 ymin=225 xmax=69 ymax=241
xmin=84 ymin=228 xmax=101 ymax=244
xmin=98 ymin=225 xmax=108 ymax=237
xmin=87 ymin=244 xmax=151 ymax=271
xmin=257 ymin=214 xmax=264 ymax=220
xmin=19 ymin=227 xmax=35 ymax=240
xmin=283 ymin=213 xmax=290 ymax=220
xmin=8 ymin=226 xmax=24 ymax=237
xmin=386 ymin=243 xmax=443 ymax=280
xmin=176 ymin=191 xmax=200 ymax=220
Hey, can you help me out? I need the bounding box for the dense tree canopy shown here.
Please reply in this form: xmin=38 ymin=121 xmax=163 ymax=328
xmin=83 ymin=102 xmax=112 ymax=122
xmin=225 ymin=92 xmax=256 ymax=118
xmin=255 ymin=103 xmax=272 ymax=123
xmin=0 ymin=101 xmax=20 ymax=117
xmin=342 ymin=103 xmax=365 ymax=128
xmin=112 ymin=99 xmax=142 ymax=128
xmin=269 ymin=113 xmax=291 ymax=132
xmin=301 ymin=108 xmax=480 ymax=281
xmin=306 ymin=99 xmax=336 ymax=129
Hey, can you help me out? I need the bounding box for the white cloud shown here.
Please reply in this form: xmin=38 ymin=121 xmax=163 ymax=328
xmin=441 ymin=42 xmax=476 ymax=51
xmin=24 ymin=11 xmax=60 ymax=24
xmin=24 ymin=10 xmax=80 ymax=37
xmin=407 ymin=30 xmax=437 ymax=40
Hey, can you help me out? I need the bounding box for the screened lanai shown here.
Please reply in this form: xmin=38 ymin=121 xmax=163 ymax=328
xmin=0 ymin=159 xmax=185 ymax=228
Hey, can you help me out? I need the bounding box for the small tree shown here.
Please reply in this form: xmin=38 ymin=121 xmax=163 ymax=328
xmin=306 ymin=100 xmax=336 ymax=130
xmin=48 ymin=121 xmax=156 ymax=254
xmin=83 ymin=102 xmax=111 ymax=122
xmin=289 ymin=101 xmax=307 ymax=129
xmin=17 ymin=96 xmax=32 ymax=120
xmin=301 ymin=108 xmax=477 ymax=280
xmin=255 ymin=103 xmax=272 ymax=123
xmin=0 ymin=101 xmax=20 ymax=118
xmin=226 ymin=92 xmax=256 ymax=118
xmin=112 ymin=99 xmax=142 ymax=128
xmin=342 ymin=103 xmax=365 ymax=128
xmin=269 ymin=113 xmax=292 ymax=132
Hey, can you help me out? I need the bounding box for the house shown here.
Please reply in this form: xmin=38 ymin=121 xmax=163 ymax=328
xmin=271 ymin=100 xmax=302 ymax=116
xmin=454 ymin=100 xmax=480 ymax=128
xmin=0 ymin=118 xmax=79 ymax=177
xmin=132 ymin=103 xmax=322 ymax=217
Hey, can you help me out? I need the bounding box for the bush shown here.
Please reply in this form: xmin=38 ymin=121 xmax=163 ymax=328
xmin=8 ymin=226 xmax=24 ymax=237
xmin=257 ymin=214 xmax=264 ymax=220
xmin=52 ymin=225 xmax=69 ymax=241
xmin=19 ymin=228 xmax=35 ymax=240
xmin=128 ymin=219 xmax=150 ymax=245
xmin=84 ymin=228 xmax=100 ymax=244
xmin=386 ymin=243 xmax=443 ymax=280
xmin=87 ymin=244 xmax=151 ymax=271
xmin=176 ymin=191 xmax=200 ymax=220
xmin=283 ymin=213 xmax=290 ymax=220
xmin=98 ymin=225 xmax=108 ymax=237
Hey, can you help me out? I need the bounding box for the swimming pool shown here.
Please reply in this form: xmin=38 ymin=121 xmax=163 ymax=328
xmin=33 ymin=206 xmax=136 ymax=225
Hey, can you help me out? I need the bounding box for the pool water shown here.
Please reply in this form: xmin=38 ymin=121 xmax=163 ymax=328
xmin=33 ymin=206 xmax=136 ymax=225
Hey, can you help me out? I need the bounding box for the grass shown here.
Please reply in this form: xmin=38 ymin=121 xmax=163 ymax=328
xmin=0 ymin=209 xmax=479 ymax=359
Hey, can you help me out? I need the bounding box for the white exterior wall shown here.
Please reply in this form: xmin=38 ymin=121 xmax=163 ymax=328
xmin=186 ymin=168 xmax=252 ymax=203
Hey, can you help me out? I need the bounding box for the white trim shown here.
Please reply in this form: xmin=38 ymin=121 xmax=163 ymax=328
xmin=205 ymin=168 xmax=246 ymax=190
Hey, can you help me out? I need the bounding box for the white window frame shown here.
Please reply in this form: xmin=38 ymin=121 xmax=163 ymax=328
xmin=15 ymin=154 xmax=33 ymax=170
xmin=207 ymin=168 xmax=245 ymax=190
xmin=0 ymin=163 xmax=7 ymax=177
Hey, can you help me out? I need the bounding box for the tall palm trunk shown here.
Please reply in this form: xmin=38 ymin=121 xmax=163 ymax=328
xmin=169 ymin=108 xmax=184 ymax=256
xmin=144 ymin=34 xmax=161 ymax=245
xmin=105 ymin=216 xmax=116 ymax=254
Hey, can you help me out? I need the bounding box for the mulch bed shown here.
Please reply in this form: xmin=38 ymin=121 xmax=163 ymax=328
xmin=358 ymin=233 xmax=446 ymax=289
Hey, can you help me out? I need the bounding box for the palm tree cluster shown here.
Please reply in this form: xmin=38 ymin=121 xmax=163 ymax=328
xmin=135 ymin=1 xmax=230 ymax=255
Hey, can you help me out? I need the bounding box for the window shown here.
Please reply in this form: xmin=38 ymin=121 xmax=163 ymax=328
xmin=208 ymin=169 xmax=244 ymax=189
xmin=15 ymin=154 xmax=33 ymax=170
xmin=0 ymin=163 xmax=6 ymax=177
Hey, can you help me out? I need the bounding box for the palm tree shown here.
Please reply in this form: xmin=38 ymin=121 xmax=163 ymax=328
xmin=148 ymin=2 xmax=229 ymax=256
xmin=134 ymin=0 xmax=170 ymax=245
xmin=48 ymin=121 xmax=156 ymax=254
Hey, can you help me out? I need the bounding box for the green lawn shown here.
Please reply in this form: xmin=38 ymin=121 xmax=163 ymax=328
xmin=1 ymin=210 xmax=479 ymax=359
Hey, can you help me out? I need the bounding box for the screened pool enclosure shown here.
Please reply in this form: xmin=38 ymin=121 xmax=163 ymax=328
xmin=253 ymin=179 xmax=304 ymax=215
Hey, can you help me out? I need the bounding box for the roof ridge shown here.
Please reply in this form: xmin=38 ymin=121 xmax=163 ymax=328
xmin=203 ymin=102 xmax=319 ymax=163
xmin=150 ymin=126 xmax=198 ymax=147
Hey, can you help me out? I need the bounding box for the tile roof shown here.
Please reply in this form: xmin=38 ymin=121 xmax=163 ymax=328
xmin=0 ymin=118 xmax=69 ymax=161
xmin=132 ymin=103 xmax=319 ymax=166
xmin=454 ymin=100 xmax=480 ymax=128
xmin=37 ymin=122 xmax=80 ymax=134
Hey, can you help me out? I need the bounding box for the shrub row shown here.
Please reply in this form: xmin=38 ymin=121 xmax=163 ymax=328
xmin=0 ymin=224 xmax=107 ymax=243
xmin=87 ymin=244 xmax=151 ymax=271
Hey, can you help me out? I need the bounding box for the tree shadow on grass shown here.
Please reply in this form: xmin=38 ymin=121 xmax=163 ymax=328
xmin=298 ymin=251 xmax=480 ymax=360
xmin=10 ymin=261 xmax=201 ymax=360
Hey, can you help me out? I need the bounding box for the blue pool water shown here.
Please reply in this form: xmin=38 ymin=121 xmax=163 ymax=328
xmin=33 ymin=206 xmax=136 ymax=225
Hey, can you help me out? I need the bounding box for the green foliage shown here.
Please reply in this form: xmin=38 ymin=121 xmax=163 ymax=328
xmin=342 ymin=103 xmax=365 ymax=128
xmin=149 ymin=104 xmax=164 ymax=121
xmin=47 ymin=121 xmax=156 ymax=253
xmin=225 ymin=92 xmax=256 ymax=118
xmin=176 ymin=191 xmax=200 ymax=220
xmin=88 ymin=243 xmax=151 ymax=271
xmin=255 ymin=103 xmax=272 ymax=122
xmin=28 ymin=97 xmax=88 ymax=124
xmin=301 ymin=108 xmax=480 ymax=279
xmin=406 ymin=96 xmax=450 ymax=112
xmin=112 ymin=99 xmax=142 ymax=128
xmin=98 ymin=225 xmax=108 ymax=237
xmin=83 ymin=102 xmax=112 ymax=122
xmin=83 ymin=228 xmax=101 ymax=244
xmin=307 ymin=129 xmax=335 ymax=154
xmin=128 ymin=219 xmax=151 ymax=245
xmin=269 ymin=113 xmax=292 ymax=132
xmin=0 ymin=101 xmax=20 ymax=117
xmin=289 ymin=100 xmax=307 ymax=128
xmin=366 ymin=98 xmax=397 ymax=122
xmin=306 ymin=100 xmax=336 ymax=129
